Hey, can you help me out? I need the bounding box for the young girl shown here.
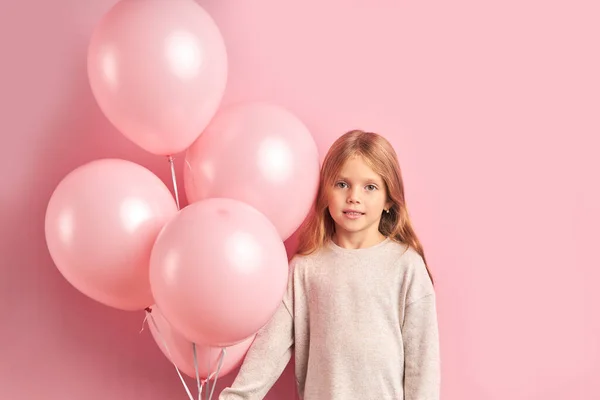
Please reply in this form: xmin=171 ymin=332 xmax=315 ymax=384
xmin=219 ymin=130 xmax=440 ymax=400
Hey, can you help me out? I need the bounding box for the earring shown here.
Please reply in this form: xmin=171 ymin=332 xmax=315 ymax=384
xmin=385 ymin=209 xmax=390 ymax=214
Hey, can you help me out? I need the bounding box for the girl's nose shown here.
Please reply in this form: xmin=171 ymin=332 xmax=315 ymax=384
xmin=347 ymin=188 xmax=361 ymax=204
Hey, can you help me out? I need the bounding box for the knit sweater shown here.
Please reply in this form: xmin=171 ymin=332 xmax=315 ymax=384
xmin=218 ymin=237 xmax=440 ymax=400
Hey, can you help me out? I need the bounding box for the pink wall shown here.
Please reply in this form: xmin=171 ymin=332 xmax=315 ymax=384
xmin=1 ymin=0 xmax=599 ymax=399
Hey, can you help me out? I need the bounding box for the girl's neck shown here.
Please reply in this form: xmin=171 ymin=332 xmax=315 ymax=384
xmin=331 ymin=231 xmax=388 ymax=250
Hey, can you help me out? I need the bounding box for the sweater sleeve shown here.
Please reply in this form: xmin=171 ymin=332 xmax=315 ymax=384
xmin=218 ymin=264 xmax=296 ymax=400
xmin=401 ymin=293 xmax=441 ymax=400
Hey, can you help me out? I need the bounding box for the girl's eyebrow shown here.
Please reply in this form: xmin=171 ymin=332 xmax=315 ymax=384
xmin=337 ymin=176 xmax=383 ymax=185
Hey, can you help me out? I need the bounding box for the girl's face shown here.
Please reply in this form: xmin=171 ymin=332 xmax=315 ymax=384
xmin=326 ymin=155 xmax=391 ymax=244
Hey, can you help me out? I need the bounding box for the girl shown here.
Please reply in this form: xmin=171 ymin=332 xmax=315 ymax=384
xmin=219 ymin=130 xmax=440 ymax=400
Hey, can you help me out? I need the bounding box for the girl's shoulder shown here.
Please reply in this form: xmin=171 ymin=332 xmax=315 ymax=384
xmin=388 ymin=244 xmax=435 ymax=300
xmin=289 ymin=248 xmax=321 ymax=269
xmin=391 ymin=242 xmax=425 ymax=268
xmin=287 ymin=244 xmax=333 ymax=276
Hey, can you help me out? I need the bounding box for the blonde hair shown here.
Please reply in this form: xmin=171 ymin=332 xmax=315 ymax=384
xmin=296 ymin=129 xmax=434 ymax=284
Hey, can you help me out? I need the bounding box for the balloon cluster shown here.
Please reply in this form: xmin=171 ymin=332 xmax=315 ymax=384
xmin=44 ymin=0 xmax=319 ymax=392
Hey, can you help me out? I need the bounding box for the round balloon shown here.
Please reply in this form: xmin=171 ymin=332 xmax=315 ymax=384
xmin=44 ymin=159 xmax=178 ymax=310
xmin=183 ymin=102 xmax=320 ymax=240
xmin=147 ymin=305 xmax=255 ymax=379
xmin=149 ymin=198 xmax=288 ymax=347
xmin=87 ymin=0 xmax=228 ymax=155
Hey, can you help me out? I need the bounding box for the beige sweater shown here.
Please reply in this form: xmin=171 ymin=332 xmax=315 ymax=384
xmin=219 ymin=238 xmax=440 ymax=400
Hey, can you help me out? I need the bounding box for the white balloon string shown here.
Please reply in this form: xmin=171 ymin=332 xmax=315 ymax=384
xmin=139 ymin=310 xmax=150 ymax=333
xmin=167 ymin=155 xmax=181 ymax=210
xmin=206 ymin=352 xmax=211 ymax=400
xmin=198 ymin=371 xmax=218 ymax=399
xmin=208 ymin=348 xmax=227 ymax=400
xmin=199 ymin=379 xmax=206 ymax=398
xmin=193 ymin=343 xmax=202 ymax=400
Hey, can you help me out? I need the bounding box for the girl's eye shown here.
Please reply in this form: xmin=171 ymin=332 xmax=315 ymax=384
xmin=366 ymin=184 xmax=377 ymax=191
xmin=336 ymin=182 xmax=348 ymax=189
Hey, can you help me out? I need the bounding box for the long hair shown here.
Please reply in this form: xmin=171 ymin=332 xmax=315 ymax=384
xmin=296 ymin=129 xmax=434 ymax=285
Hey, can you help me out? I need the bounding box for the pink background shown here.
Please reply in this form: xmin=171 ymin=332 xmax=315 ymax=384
xmin=1 ymin=0 xmax=599 ymax=399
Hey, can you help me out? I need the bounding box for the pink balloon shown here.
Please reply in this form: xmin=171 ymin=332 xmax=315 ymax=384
xmin=87 ymin=0 xmax=227 ymax=155
xmin=44 ymin=159 xmax=178 ymax=310
xmin=147 ymin=306 xmax=255 ymax=379
xmin=183 ymin=102 xmax=320 ymax=240
xmin=149 ymin=198 xmax=288 ymax=347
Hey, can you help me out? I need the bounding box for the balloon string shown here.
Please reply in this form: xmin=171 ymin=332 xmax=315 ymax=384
xmin=206 ymin=350 xmax=211 ymax=400
xmin=195 ymin=352 xmax=225 ymax=400
xmin=139 ymin=311 xmax=150 ymax=333
xmin=167 ymin=155 xmax=181 ymax=210
xmin=208 ymin=348 xmax=227 ymax=400
xmin=193 ymin=343 xmax=202 ymax=400
xmin=145 ymin=308 xmax=195 ymax=400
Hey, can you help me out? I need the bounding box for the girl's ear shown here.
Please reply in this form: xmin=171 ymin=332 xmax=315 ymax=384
xmin=385 ymin=199 xmax=393 ymax=212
